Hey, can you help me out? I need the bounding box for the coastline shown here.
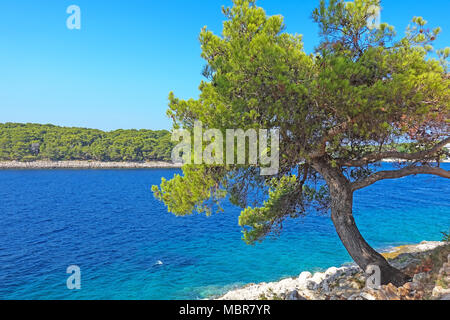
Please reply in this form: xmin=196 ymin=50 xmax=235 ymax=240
xmin=0 ymin=159 xmax=450 ymax=170
xmin=216 ymin=241 xmax=450 ymax=300
xmin=0 ymin=160 xmax=182 ymax=169
xmin=0 ymin=159 xmax=447 ymax=170
xmin=382 ymin=159 xmax=450 ymax=163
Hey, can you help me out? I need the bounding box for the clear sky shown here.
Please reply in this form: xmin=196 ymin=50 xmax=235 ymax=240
xmin=0 ymin=0 xmax=449 ymax=131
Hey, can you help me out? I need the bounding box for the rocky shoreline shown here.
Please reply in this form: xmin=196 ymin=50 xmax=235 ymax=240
xmin=382 ymin=159 xmax=450 ymax=163
xmin=1 ymin=160 xmax=446 ymax=169
xmin=217 ymin=241 xmax=450 ymax=300
xmin=0 ymin=160 xmax=182 ymax=169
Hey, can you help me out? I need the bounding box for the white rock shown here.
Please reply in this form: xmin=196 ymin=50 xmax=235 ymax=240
xmin=325 ymin=267 xmax=338 ymax=276
xmin=285 ymin=290 xmax=303 ymax=300
xmin=347 ymin=294 xmax=364 ymax=300
xmin=298 ymin=271 xmax=312 ymax=283
xmin=310 ymin=272 xmax=326 ymax=284
xmin=416 ymin=241 xmax=445 ymax=252
xmin=360 ymin=292 xmax=377 ymax=300
xmin=432 ymin=286 xmax=450 ymax=298
xmin=306 ymin=280 xmax=318 ymax=291
xmin=321 ymin=281 xmax=330 ymax=293
xmin=276 ymin=278 xmax=293 ymax=290
xmin=440 ymin=294 xmax=450 ymax=300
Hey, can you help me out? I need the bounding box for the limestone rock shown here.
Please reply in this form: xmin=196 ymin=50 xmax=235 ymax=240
xmin=440 ymin=294 xmax=450 ymax=300
xmin=413 ymin=272 xmax=428 ymax=283
xmin=285 ymin=290 xmax=307 ymax=300
xmin=298 ymin=271 xmax=312 ymax=283
xmin=432 ymin=286 xmax=450 ymax=299
xmin=360 ymin=292 xmax=377 ymax=300
xmin=325 ymin=267 xmax=338 ymax=276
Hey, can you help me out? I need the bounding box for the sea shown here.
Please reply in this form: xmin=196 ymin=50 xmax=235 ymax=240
xmin=0 ymin=164 xmax=448 ymax=299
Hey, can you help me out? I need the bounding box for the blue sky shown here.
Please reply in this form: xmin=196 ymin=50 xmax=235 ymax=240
xmin=0 ymin=0 xmax=449 ymax=131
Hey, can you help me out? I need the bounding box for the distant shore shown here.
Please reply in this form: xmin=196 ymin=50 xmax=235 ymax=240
xmin=0 ymin=160 xmax=182 ymax=169
xmin=382 ymin=158 xmax=450 ymax=163
xmin=0 ymin=159 xmax=447 ymax=169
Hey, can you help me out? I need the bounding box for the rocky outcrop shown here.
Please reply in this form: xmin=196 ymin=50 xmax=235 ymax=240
xmin=0 ymin=160 xmax=181 ymax=169
xmin=432 ymin=254 xmax=450 ymax=299
xmin=217 ymin=241 xmax=450 ymax=300
xmin=218 ymin=265 xmax=363 ymax=300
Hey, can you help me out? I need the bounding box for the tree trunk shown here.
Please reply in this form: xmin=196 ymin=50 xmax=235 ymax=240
xmin=313 ymin=159 xmax=411 ymax=287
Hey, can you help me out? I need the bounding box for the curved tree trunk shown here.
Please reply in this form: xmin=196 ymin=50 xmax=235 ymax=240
xmin=329 ymin=182 xmax=411 ymax=286
xmin=313 ymin=158 xmax=411 ymax=287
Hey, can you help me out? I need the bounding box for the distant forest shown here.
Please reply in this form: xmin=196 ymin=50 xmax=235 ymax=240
xmin=0 ymin=123 xmax=174 ymax=162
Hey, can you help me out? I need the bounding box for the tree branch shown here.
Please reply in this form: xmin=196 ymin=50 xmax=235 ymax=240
xmin=309 ymin=118 xmax=354 ymax=159
xmin=340 ymin=137 xmax=450 ymax=167
xmin=352 ymin=165 xmax=450 ymax=191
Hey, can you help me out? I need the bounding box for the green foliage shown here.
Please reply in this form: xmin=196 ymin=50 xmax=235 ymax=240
xmin=442 ymin=230 xmax=450 ymax=242
xmin=239 ymin=175 xmax=300 ymax=243
xmin=0 ymin=123 xmax=174 ymax=162
xmin=153 ymin=0 xmax=450 ymax=244
xmin=152 ymin=165 xmax=227 ymax=216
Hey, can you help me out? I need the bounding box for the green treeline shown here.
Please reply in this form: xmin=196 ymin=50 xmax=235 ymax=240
xmin=0 ymin=123 xmax=174 ymax=162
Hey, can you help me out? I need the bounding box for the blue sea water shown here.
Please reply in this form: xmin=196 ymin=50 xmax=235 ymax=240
xmin=0 ymin=164 xmax=449 ymax=300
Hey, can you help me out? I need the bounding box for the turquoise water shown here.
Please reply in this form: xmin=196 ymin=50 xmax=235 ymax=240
xmin=0 ymin=164 xmax=448 ymax=299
